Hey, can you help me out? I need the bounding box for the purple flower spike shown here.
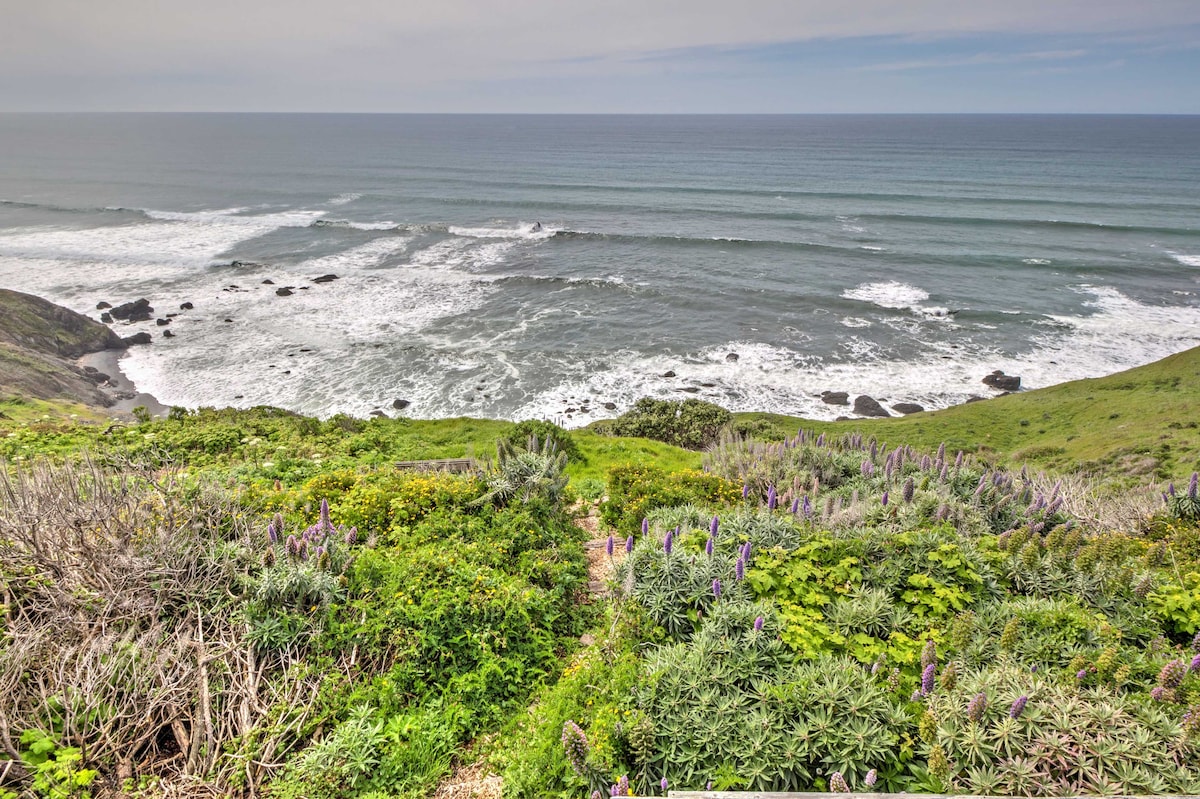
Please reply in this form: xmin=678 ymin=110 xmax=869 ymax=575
xmin=741 ymin=541 xmax=752 ymax=562
xmin=606 ymin=535 xmax=614 ymax=557
xmin=767 ymin=485 xmax=778 ymax=510
xmin=706 ymin=783 xmax=713 ymax=791
xmin=712 ymin=578 xmax=722 ymax=599
xmin=626 ymin=535 xmax=634 ymax=553
xmin=1168 ymin=482 xmax=1177 ymax=497
xmin=902 ymin=477 xmax=915 ymax=503
xmin=802 ymin=495 xmax=812 ymax=517
xmin=1190 ymin=472 xmax=1199 ymax=501
xmin=1009 ymin=695 xmax=1028 ymax=719
xmin=618 ymin=775 xmax=629 ymax=796
xmin=1030 ymin=664 xmax=1038 ymax=673
xmin=736 ymin=558 xmax=745 ymax=581
xmin=319 ymin=498 xmax=332 ymax=533
xmin=1190 ymin=653 xmax=1200 ymax=673
xmin=642 ymin=517 xmax=650 ymax=536
xmin=705 ymin=536 xmax=714 ymax=556
xmin=921 ymin=663 xmax=936 ymax=695
xmin=710 ymin=515 xmax=719 ymax=537
xmin=610 ymin=785 xmax=619 ymax=797
xmin=286 ymin=534 xmax=299 ymax=558
xmin=592 ymin=792 xmax=602 ymax=799
xmin=742 ymin=483 xmax=750 ymax=499
xmin=1192 ymin=631 xmax=1200 ymax=653
xmin=1076 ymin=668 xmax=1087 ymax=681
xmin=790 ymin=497 xmax=800 ymax=514
xmin=881 ymin=490 xmax=889 ymax=507
xmin=561 ymin=721 xmax=589 ymax=775
xmin=829 ymin=772 xmax=849 ymax=793
xmin=661 ymin=778 xmax=668 ymax=793
xmin=344 ymin=526 xmax=357 ymax=546
xmin=1151 ymin=685 xmax=1166 ymax=701
xmin=967 ymin=692 xmax=987 ymax=723
xmin=663 ymin=529 xmax=673 ymax=555
xmin=267 ymin=522 xmax=278 ymax=544
xmin=865 ymin=769 xmax=878 ymax=788
xmin=754 ymin=616 xmax=764 ymax=632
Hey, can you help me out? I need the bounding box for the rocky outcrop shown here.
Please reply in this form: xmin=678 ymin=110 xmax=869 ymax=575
xmin=983 ymin=371 xmax=1021 ymax=391
xmin=821 ymin=391 xmax=850 ymax=406
xmin=109 ymin=298 xmax=154 ymax=322
xmin=0 ymin=289 xmax=129 ymax=406
xmin=312 ymin=274 xmax=339 ymax=284
xmin=853 ymin=395 xmax=891 ymax=417
xmin=891 ymin=402 xmax=925 ymax=415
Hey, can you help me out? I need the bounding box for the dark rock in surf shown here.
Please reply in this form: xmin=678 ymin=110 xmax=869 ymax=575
xmin=725 ymin=352 xmax=739 ymax=362
xmin=275 ymin=287 xmax=294 ymax=297
xmin=891 ymin=402 xmax=925 ymax=415
xmin=100 ymin=313 xmax=113 ymax=324
xmin=110 ymin=298 xmax=154 ymax=322
xmin=821 ymin=391 xmax=850 ymax=406
xmin=313 ymin=274 xmax=339 ymax=284
xmin=262 ymin=279 xmax=275 ymax=285
xmin=122 ymin=332 xmax=153 ymax=346
xmin=853 ymin=395 xmax=890 ymax=418
xmin=983 ymin=371 xmax=1021 ymax=391
xmin=180 ymin=302 xmax=194 ymax=310
xmin=662 ymin=370 xmax=676 ymax=378
xmin=163 ymin=330 xmax=175 ymax=339
xmin=392 ymin=399 xmax=411 ymax=410
xmin=155 ymin=318 xmax=170 ymax=326
xmin=603 ymin=402 xmax=617 ymax=410
xmin=679 ymin=386 xmax=701 ymax=394
xmin=96 ymin=301 xmax=112 ymax=310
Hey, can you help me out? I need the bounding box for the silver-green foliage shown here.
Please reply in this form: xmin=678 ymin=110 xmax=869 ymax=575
xmin=923 ymin=662 xmax=1200 ymax=795
xmin=477 ymin=434 xmax=568 ymax=506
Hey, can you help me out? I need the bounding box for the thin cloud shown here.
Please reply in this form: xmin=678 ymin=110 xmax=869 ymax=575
xmin=858 ymin=48 xmax=1089 ymax=72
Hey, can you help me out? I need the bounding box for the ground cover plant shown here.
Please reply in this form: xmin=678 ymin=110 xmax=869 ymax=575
xmin=505 ymin=429 xmax=1200 ymax=798
xmin=0 ymin=432 xmax=590 ymax=799
xmin=3 ymin=347 xmax=1200 ymax=798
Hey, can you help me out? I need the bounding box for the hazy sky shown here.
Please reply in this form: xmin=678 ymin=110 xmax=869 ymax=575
xmin=2 ymin=1 xmax=1199 ymax=112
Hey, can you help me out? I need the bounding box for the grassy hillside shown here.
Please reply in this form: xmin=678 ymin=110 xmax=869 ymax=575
xmin=0 ymin=289 xmax=126 ymax=407
xmin=730 ymin=345 xmax=1200 ymax=483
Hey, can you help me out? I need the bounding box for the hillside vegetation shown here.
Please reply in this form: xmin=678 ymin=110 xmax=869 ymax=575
xmin=1 ymin=343 xmax=1199 ymax=799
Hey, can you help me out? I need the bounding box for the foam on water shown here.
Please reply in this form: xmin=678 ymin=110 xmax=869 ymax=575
xmin=448 ymin=222 xmax=557 ymax=241
xmin=1171 ymin=253 xmax=1200 ymax=267
xmin=515 ymin=285 xmax=1200 ymax=428
xmin=1023 ymin=258 xmax=1052 ymax=265
xmin=843 ymin=280 xmax=930 ymax=309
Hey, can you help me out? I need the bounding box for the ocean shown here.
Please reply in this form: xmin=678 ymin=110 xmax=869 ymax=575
xmin=0 ymin=113 xmax=1198 ymax=426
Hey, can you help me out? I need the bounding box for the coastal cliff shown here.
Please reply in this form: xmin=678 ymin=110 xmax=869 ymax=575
xmin=0 ymin=289 xmax=126 ymax=407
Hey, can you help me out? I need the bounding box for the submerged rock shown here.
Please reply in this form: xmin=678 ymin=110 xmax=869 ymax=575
xmin=891 ymin=402 xmax=925 ymax=415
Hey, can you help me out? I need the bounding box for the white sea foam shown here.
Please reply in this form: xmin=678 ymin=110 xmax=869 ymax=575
xmin=297 ymin=236 xmax=412 ymax=273
xmin=313 ymin=218 xmax=399 ymax=231
xmin=843 ymin=280 xmax=929 ymax=310
xmin=1171 ymin=253 xmax=1200 ymax=267
xmin=1022 ymin=258 xmax=1052 ymax=265
xmin=515 ymin=285 xmax=1200 ymax=428
xmin=840 ymin=317 xmax=872 ymax=329
xmin=448 ymin=223 xmax=556 ymax=241
xmin=859 ymin=245 xmax=886 ymax=252
xmin=328 ymin=193 xmax=362 ymax=206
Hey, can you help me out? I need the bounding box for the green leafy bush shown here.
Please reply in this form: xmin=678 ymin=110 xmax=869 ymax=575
xmin=609 ymin=397 xmax=732 ymax=450
xmin=601 ymin=464 xmax=740 ymax=534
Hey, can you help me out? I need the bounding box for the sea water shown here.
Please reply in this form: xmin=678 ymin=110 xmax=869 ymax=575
xmin=0 ymin=113 xmax=1197 ymax=425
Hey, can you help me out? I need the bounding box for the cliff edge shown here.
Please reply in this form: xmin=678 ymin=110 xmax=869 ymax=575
xmin=0 ymin=289 xmax=127 ymax=407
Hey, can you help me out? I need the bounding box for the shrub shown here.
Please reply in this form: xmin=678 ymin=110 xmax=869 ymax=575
xmin=601 ymin=464 xmax=740 ymax=534
xmin=477 ymin=435 xmax=568 ymax=507
xmin=609 ymin=397 xmax=732 ymax=450
xmin=507 ymin=419 xmax=584 ymax=463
